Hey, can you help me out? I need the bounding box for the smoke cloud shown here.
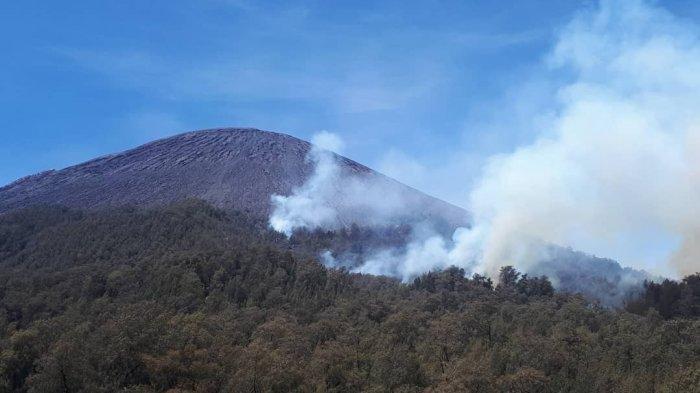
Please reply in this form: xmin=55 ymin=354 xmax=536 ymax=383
xmin=352 ymin=225 xmax=484 ymax=282
xmin=270 ymin=0 xmax=700 ymax=286
xmin=359 ymin=0 xmax=700 ymax=280
xmin=269 ymin=132 xmax=344 ymax=235
xmin=470 ymin=0 xmax=700 ymax=278
xmin=269 ymin=131 xmax=451 ymax=235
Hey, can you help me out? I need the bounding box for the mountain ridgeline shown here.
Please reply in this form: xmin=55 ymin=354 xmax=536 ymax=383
xmin=0 ymin=128 xmax=468 ymax=229
xmin=0 ymin=128 xmax=661 ymax=305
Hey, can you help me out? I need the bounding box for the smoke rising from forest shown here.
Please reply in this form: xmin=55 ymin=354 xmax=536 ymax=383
xmin=470 ymin=0 xmax=700 ymax=278
xmin=270 ymin=0 xmax=700 ymax=285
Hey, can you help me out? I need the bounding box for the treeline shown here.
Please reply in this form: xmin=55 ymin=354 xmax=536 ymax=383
xmin=626 ymin=276 xmax=700 ymax=319
xmin=0 ymin=200 xmax=698 ymax=392
xmin=288 ymin=226 xmax=657 ymax=308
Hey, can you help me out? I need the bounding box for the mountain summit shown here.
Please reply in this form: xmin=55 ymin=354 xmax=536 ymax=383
xmin=0 ymin=128 xmax=469 ymax=227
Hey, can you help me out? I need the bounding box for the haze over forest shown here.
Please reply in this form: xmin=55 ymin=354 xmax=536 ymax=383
xmin=0 ymin=0 xmax=699 ymax=392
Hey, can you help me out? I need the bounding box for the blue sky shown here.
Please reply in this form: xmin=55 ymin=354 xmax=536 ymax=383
xmin=2 ymin=0 xmax=699 ymax=205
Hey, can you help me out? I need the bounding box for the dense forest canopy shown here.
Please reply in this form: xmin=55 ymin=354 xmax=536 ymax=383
xmin=0 ymin=200 xmax=698 ymax=392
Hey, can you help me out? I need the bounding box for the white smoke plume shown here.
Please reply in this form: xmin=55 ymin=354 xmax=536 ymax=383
xmin=271 ymin=0 xmax=700 ymax=285
xmin=269 ymin=131 xmax=344 ymax=235
xmin=358 ymin=0 xmax=700 ymax=281
xmin=470 ymin=0 xmax=700 ymax=278
xmin=352 ymin=226 xmax=484 ymax=282
xmin=269 ymin=131 xmax=439 ymax=235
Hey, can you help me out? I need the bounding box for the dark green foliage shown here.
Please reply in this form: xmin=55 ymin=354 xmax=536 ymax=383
xmin=495 ymin=266 xmax=554 ymax=300
xmin=0 ymin=201 xmax=698 ymax=392
xmin=626 ymin=274 xmax=700 ymax=319
xmin=516 ymin=274 xmax=555 ymax=298
xmin=498 ymin=266 xmax=521 ymax=288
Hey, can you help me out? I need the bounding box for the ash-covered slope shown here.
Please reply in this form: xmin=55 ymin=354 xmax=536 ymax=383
xmin=0 ymin=128 xmax=469 ymax=227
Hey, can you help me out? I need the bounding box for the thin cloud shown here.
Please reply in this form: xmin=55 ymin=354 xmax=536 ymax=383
xmin=450 ymin=29 xmax=549 ymax=49
xmin=54 ymin=46 xmax=443 ymax=115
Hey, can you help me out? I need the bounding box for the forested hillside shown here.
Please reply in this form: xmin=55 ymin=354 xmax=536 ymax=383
xmin=0 ymin=201 xmax=698 ymax=392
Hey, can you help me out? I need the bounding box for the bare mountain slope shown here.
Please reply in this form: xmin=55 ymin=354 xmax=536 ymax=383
xmin=0 ymin=128 xmax=469 ymax=227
